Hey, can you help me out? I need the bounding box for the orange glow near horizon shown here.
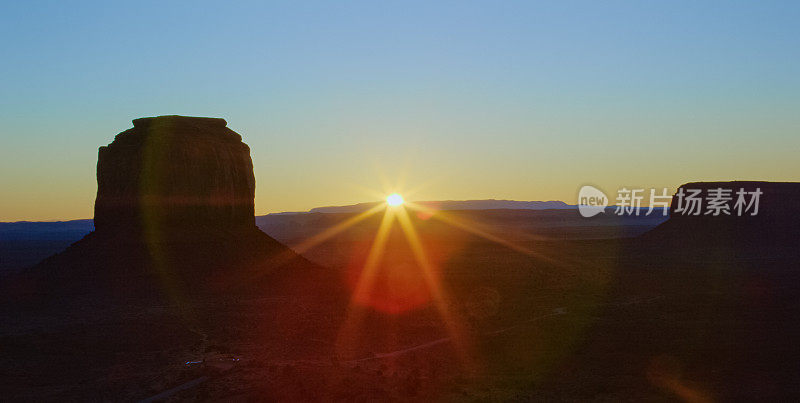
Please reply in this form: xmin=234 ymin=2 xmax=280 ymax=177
xmin=302 ymin=179 xmax=570 ymax=369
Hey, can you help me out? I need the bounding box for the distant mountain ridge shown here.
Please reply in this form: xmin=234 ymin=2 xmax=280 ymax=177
xmin=309 ymin=199 xmax=574 ymax=214
xmin=0 ymin=219 xmax=94 ymax=240
xmin=0 ymin=200 xmax=573 ymax=241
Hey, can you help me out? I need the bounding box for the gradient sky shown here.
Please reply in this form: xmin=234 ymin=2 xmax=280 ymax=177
xmin=1 ymin=1 xmax=799 ymax=221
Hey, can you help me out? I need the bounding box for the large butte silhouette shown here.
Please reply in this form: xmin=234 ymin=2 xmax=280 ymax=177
xmin=24 ymin=116 xmax=332 ymax=306
xmin=642 ymin=181 xmax=800 ymax=258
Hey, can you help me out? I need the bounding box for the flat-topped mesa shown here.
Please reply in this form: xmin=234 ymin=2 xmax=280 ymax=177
xmin=14 ymin=116 xmax=335 ymax=304
xmin=645 ymin=181 xmax=800 ymax=252
xmin=94 ymin=115 xmax=256 ymax=232
xmin=668 ymin=181 xmax=800 ymax=222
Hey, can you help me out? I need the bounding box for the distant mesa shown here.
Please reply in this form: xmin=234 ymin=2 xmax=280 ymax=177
xmin=645 ymin=181 xmax=800 ymax=254
xmin=665 ymin=181 xmax=799 ymax=220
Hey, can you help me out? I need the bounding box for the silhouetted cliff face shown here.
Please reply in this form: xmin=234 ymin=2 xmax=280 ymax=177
xmin=94 ymin=116 xmax=255 ymax=232
xmin=666 ymin=181 xmax=799 ymax=221
xmin=645 ymin=181 xmax=800 ymax=255
xmin=9 ymin=116 xmax=335 ymax=306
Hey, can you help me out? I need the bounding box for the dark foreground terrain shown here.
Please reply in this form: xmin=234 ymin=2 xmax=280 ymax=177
xmin=0 ymin=208 xmax=666 ymax=274
xmin=2 ymin=203 xmax=799 ymax=401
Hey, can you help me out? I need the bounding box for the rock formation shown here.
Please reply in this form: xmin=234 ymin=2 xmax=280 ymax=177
xmin=0 ymin=117 xmax=347 ymax=401
xmin=644 ymin=181 xmax=800 ymax=256
xmin=14 ymin=116 xmax=333 ymax=306
xmin=94 ymin=116 xmax=256 ymax=232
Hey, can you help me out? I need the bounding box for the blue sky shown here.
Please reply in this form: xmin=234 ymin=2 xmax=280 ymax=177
xmin=1 ymin=1 xmax=799 ymax=220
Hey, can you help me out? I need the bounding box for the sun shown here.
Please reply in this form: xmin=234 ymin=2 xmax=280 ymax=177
xmin=386 ymin=193 xmax=404 ymax=207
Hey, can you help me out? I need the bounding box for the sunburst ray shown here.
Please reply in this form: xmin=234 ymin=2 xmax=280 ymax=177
xmin=404 ymin=201 xmax=566 ymax=266
xmin=336 ymin=207 xmax=395 ymax=355
xmin=292 ymin=203 xmax=385 ymax=255
xmin=395 ymin=206 xmax=474 ymax=368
